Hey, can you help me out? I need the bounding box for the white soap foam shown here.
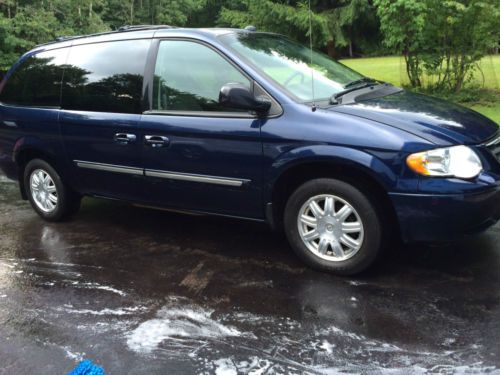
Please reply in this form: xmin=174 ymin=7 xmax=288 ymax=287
xmin=62 ymin=346 xmax=85 ymax=361
xmin=213 ymin=358 xmax=238 ymax=375
xmin=74 ymin=282 xmax=127 ymax=296
xmin=127 ymin=303 xmax=246 ymax=354
xmin=56 ymin=306 xmax=146 ymax=316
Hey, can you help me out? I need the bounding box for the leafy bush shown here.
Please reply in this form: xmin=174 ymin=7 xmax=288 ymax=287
xmin=374 ymin=0 xmax=499 ymax=92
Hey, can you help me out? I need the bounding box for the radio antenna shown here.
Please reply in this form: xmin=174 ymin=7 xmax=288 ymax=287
xmin=308 ymin=0 xmax=317 ymax=112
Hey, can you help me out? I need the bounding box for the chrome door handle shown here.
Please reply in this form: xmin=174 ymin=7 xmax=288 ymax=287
xmin=145 ymin=135 xmax=170 ymax=148
xmin=114 ymin=133 xmax=137 ymax=145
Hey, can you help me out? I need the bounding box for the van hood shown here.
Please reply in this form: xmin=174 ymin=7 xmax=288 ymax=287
xmin=328 ymin=90 xmax=498 ymax=145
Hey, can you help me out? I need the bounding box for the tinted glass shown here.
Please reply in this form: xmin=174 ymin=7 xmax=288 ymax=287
xmin=62 ymin=40 xmax=150 ymax=114
xmin=219 ymin=33 xmax=363 ymax=101
xmin=153 ymin=40 xmax=251 ymax=112
xmin=0 ymin=48 xmax=68 ymax=107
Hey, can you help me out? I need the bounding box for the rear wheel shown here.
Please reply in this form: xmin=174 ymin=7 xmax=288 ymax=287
xmin=284 ymin=178 xmax=383 ymax=275
xmin=24 ymin=159 xmax=81 ymax=222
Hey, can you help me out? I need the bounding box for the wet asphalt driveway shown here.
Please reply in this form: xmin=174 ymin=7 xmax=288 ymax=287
xmin=0 ymin=175 xmax=499 ymax=375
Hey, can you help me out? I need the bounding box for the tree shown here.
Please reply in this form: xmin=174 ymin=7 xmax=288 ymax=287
xmin=218 ymin=0 xmax=379 ymax=58
xmin=0 ymin=0 xmax=380 ymax=71
xmin=218 ymin=0 xmax=330 ymax=48
xmin=322 ymin=0 xmax=376 ymax=57
xmin=375 ymin=0 xmax=500 ymax=91
xmin=109 ymin=0 xmax=207 ymax=27
xmin=423 ymin=0 xmax=500 ymax=91
xmin=373 ymin=0 xmax=427 ymax=87
xmin=0 ymin=5 xmax=67 ymax=70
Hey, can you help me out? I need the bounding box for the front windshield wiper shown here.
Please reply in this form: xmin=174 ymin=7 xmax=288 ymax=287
xmin=329 ymin=81 xmax=379 ymax=104
xmin=344 ymin=77 xmax=377 ymax=89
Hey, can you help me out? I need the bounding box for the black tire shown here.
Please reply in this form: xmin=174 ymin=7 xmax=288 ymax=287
xmin=284 ymin=178 xmax=383 ymax=275
xmin=23 ymin=158 xmax=81 ymax=222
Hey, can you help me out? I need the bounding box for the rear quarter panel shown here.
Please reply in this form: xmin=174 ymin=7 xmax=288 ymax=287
xmin=0 ymin=105 xmax=64 ymax=181
xmin=0 ymin=42 xmax=73 ymax=183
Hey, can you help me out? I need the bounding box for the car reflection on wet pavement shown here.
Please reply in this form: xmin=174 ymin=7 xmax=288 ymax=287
xmin=0 ymin=175 xmax=499 ymax=374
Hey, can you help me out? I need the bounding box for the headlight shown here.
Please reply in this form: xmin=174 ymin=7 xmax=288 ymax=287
xmin=406 ymin=145 xmax=482 ymax=179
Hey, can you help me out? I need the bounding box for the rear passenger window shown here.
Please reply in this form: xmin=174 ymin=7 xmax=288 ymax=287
xmin=153 ymin=40 xmax=251 ymax=112
xmin=62 ymin=40 xmax=150 ymax=114
xmin=0 ymin=48 xmax=68 ymax=107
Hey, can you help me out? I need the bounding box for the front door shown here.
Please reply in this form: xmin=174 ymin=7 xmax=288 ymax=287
xmin=139 ymin=39 xmax=264 ymax=218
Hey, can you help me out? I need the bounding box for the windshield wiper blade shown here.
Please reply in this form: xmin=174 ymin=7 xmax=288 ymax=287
xmin=344 ymin=77 xmax=377 ymax=89
xmin=329 ymin=82 xmax=378 ymax=104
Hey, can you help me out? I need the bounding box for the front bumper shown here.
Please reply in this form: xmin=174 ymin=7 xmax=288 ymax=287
xmin=390 ymin=176 xmax=500 ymax=242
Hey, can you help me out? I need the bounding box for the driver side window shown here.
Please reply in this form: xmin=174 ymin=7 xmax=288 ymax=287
xmin=153 ymin=40 xmax=251 ymax=112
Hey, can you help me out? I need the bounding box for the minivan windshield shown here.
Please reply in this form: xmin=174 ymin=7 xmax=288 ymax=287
xmin=219 ymin=32 xmax=364 ymax=102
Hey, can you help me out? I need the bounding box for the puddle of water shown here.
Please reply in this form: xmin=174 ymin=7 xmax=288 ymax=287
xmin=122 ymin=296 xmax=499 ymax=374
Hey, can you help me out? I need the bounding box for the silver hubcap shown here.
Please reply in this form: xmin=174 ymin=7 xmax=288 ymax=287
xmin=30 ymin=169 xmax=58 ymax=213
xmin=297 ymin=194 xmax=364 ymax=262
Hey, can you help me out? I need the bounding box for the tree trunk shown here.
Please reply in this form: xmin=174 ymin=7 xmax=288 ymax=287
xmin=455 ymin=56 xmax=466 ymax=92
xmin=327 ymin=40 xmax=337 ymax=59
xmin=404 ymin=53 xmax=421 ymax=88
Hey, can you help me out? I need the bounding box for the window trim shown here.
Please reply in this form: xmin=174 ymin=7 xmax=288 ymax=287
xmin=143 ymin=109 xmax=258 ymax=118
xmin=144 ymin=37 xmax=282 ymax=119
xmin=0 ymin=103 xmax=61 ymax=110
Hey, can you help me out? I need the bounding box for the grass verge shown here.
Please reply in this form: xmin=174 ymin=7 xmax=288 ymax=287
xmin=341 ymin=55 xmax=499 ymax=123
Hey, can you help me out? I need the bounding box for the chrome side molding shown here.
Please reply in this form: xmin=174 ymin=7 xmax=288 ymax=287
xmin=74 ymin=160 xmax=143 ymax=175
xmin=74 ymin=160 xmax=250 ymax=187
xmin=144 ymin=169 xmax=248 ymax=187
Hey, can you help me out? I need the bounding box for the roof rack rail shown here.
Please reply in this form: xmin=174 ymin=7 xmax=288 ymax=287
xmin=118 ymin=24 xmax=175 ymax=31
xmin=55 ymin=35 xmax=84 ymax=42
xmin=37 ymin=24 xmax=176 ymax=48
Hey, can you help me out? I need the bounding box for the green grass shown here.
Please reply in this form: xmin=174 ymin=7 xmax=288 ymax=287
xmin=341 ymin=55 xmax=500 ymax=123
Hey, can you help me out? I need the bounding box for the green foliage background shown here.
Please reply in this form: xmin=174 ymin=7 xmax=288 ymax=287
xmin=374 ymin=0 xmax=499 ymax=92
xmin=0 ymin=0 xmax=385 ymax=71
xmin=0 ymin=0 xmax=498 ymax=121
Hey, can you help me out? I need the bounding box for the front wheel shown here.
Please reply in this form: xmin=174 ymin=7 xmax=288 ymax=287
xmin=24 ymin=159 xmax=81 ymax=222
xmin=284 ymin=178 xmax=383 ymax=275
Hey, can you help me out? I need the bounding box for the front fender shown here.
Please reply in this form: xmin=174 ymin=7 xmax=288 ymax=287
xmin=264 ymin=144 xmax=410 ymax=203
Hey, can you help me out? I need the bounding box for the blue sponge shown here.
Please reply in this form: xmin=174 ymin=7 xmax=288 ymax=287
xmin=68 ymin=360 xmax=104 ymax=375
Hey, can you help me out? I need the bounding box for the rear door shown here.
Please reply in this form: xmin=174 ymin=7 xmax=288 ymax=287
xmin=139 ymin=39 xmax=266 ymax=218
xmin=59 ymin=39 xmax=151 ymax=201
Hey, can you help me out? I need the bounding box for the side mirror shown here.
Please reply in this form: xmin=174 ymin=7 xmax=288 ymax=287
xmin=219 ymin=83 xmax=271 ymax=115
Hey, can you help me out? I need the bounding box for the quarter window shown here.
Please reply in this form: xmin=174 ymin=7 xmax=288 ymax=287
xmin=62 ymin=40 xmax=150 ymax=114
xmin=0 ymin=48 xmax=68 ymax=107
xmin=153 ymin=40 xmax=251 ymax=112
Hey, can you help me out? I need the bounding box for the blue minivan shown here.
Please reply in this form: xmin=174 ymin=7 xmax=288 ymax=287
xmin=0 ymin=25 xmax=499 ymax=274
